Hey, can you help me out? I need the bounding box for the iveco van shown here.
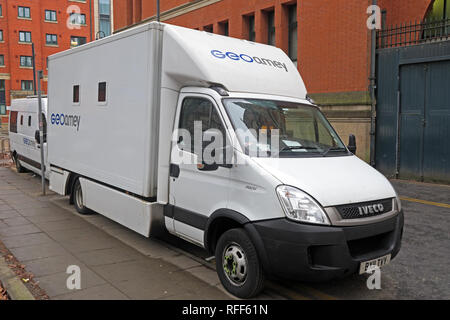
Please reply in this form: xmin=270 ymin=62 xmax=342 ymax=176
xmin=47 ymin=22 xmax=403 ymax=298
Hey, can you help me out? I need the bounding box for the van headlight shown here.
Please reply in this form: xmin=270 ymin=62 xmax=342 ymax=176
xmin=276 ymin=185 xmax=330 ymax=225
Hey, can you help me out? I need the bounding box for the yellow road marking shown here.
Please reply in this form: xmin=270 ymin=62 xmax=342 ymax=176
xmin=265 ymin=282 xmax=311 ymax=300
xmin=289 ymin=283 xmax=338 ymax=300
xmin=400 ymin=197 xmax=450 ymax=209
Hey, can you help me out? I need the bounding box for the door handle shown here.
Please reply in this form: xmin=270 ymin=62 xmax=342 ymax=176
xmin=170 ymin=163 xmax=180 ymax=178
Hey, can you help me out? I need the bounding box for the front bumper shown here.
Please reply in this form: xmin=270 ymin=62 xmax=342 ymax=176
xmin=245 ymin=210 xmax=404 ymax=281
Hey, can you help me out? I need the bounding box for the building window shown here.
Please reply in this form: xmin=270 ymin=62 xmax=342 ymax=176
xmin=0 ymin=55 xmax=4 ymax=66
xmin=21 ymin=80 xmax=33 ymax=91
xmin=98 ymin=82 xmax=106 ymax=102
xmin=18 ymin=6 xmax=31 ymax=19
xmin=45 ymin=10 xmax=57 ymax=22
xmin=288 ymin=5 xmax=298 ymax=65
xmin=28 ymin=115 xmax=31 ymax=127
xmin=8 ymin=111 xmax=17 ymax=130
xmin=204 ymin=25 xmax=213 ymax=33
xmin=73 ymin=85 xmax=80 ymax=103
xmin=20 ymin=56 xmax=33 ymax=67
xmin=0 ymin=80 xmax=5 ymax=116
xmin=19 ymin=31 xmax=32 ymax=43
xmin=70 ymin=13 xmax=86 ymax=25
xmin=0 ymin=5 xmax=2 ymax=17
xmin=46 ymin=34 xmax=58 ymax=45
xmin=71 ymin=36 xmax=86 ymax=47
xmin=0 ymin=30 xmax=3 ymax=41
xmin=267 ymin=10 xmax=275 ymax=46
xmin=219 ymin=20 xmax=229 ymax=36
xmin=99 ymin=0 xmax=112 ymax=37
xmin=247 ymin=15 xmax=255 ymax=41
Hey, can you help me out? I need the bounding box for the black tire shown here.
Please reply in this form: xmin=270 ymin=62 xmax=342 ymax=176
xmin=215 ymin=228 xmax=265 ymax=299
xmin=72 ymin=179 xmax=92 ymax=215
xmin=14 ymin=155 xmax=26 ymax=173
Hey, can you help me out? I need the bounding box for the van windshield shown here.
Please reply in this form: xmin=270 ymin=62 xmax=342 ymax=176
xmin=222 ymin=98 xmax=348 ymax=157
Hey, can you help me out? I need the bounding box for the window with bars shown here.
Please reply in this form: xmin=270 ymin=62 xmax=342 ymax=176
xmin=19 ymin=31 xmax=32 ymax=43
xmin=21 ymin=80 xmax=33 ymax=91
xmin=20 ymin=56 xmax=33 ymax=67
xmin=45 ymin=10 xmax=57 ymax=22
xmin=46 ymin=34 xmax=58 ymax=45
xmin=18 ymin=6 xmax=31 ymax=18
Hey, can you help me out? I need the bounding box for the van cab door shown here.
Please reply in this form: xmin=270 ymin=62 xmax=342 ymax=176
xmin=169 ymin=93 xmax=231 ymax=246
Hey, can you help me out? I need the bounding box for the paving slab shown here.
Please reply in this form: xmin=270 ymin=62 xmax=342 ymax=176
xmin=52 ymin=283 xmax=129 ymax=300
xmin=1 ymin=232 xmax=54 ymax=249
xmin=10 ymin=242 xmax=67 ymax=262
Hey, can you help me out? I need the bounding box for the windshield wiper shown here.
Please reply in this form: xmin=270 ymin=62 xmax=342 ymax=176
xmin=280 ymin=146 xmax=320 ymax=152
xmin=322 ymin=147 xmax=348 ymax=156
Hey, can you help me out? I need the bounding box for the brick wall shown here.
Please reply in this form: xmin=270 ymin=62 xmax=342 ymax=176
xmin=0 ymin=0 xmax=93 ymax=125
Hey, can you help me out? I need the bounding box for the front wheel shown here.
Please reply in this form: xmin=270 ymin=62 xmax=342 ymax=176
xmin=72 ymin=179 xmax=92 ymax=215
xmin=215 ymin=228 xmax=265 ymax=299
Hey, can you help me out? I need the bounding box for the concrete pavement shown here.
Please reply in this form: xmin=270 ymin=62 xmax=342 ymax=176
xmin=0 ymin=167 xmax=231 ymax=300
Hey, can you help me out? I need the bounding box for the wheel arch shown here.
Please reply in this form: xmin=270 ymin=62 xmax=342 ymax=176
xmin=204 ymin=209 xmax=271 ymax=274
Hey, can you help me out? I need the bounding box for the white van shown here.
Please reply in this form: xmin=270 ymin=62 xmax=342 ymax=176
xmin=9 ymin=97 xmax=48 ymax=178
xmin=48 ymin=22 xmax=403 ymax=298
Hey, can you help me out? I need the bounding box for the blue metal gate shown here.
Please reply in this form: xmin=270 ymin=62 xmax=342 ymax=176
xmin=376 ymin=40 xmax=450 ymax=183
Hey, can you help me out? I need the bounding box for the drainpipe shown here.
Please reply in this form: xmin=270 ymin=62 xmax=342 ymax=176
xmin=369 ymin=0 xmax=378 ymax=167
xmin=89 ymin=0 xmax=93 ymax=42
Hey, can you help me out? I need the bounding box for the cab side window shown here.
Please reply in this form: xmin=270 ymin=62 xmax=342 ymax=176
xmin=178 ymin=97 xmax=225 ymax=154
xmin=28 ymin=115 xmax=31 ymax=127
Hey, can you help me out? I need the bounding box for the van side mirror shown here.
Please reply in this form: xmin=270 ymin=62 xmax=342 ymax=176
xmin=35 ymin=130 xmax=40 ymax=144
xmin=348 ymin=134 xmax=357 ymax=154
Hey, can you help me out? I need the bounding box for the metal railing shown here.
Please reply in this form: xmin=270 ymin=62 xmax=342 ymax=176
xmin=377 ymin=18 xmax=450 ymax=49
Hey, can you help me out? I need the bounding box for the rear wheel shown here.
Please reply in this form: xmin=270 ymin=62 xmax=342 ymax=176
xmin=72 ymin=179 xmax=92 ymax=215
xmin=14 ymin=155 xmax=25 ymax=173
xmin=215 ymin=228 xmax=265 ymax=298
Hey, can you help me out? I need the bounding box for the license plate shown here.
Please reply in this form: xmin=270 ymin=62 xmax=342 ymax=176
xmin=359 ymin=254 xmax=391 ymax=274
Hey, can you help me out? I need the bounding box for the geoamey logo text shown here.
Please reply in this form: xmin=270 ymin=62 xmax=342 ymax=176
xmin=51 ymin=113 xmax=81 ymax=131
xmin=211 ymin=50 xmax=289 ymax=72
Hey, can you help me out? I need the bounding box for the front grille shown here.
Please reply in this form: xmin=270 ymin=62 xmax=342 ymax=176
xmin=336 ymin=198 xmax=393 ymax=220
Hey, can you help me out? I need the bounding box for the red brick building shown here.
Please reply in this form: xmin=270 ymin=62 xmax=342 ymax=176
xmin=113 ymin=0 xmax=438 ymax=161
xmin=0 ymin=0 xmax=114 ymax=127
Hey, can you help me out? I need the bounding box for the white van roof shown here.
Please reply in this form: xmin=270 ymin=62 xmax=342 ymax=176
xmin=10 ymin=97 xmax=48 ymax=114
xmin=49 ymin=22 xmax=307 ymax=100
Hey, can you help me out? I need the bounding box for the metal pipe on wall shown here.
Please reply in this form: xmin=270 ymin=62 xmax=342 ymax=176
xmin=369 ymin=0 xmax=378 ymax=167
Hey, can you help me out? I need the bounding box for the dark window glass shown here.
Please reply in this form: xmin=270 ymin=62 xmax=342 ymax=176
xmin=248 ymin=15 xmax=255 ymax=41
xmin=28 ymin=115 xmax=31 ymax=127
xmin=178 ymin=98 xmax=225 ymax=154
xmin=98 ymin=82 xmax=106 ymax=102
xmin=10 ymin=111 xmax=18 ymax=133
xmin=267 ymin=11 xmax=275 ymax=46
xmin=71 ymin=36 xmax=86 ymax=47
xmin=0 ymin=55 xmax=4 ymax=66
xmin=0 ymin=30 xmax=3 ymax=41
xmin=220 ymin=21 xmax=229 ymax=36
xmin=73 ymin=85 xmax=80 ymax=103
xmin=288 ymin=5 xmax=298 ymax=64
xmin=20 ymin=115 xmax=23 ymax=125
